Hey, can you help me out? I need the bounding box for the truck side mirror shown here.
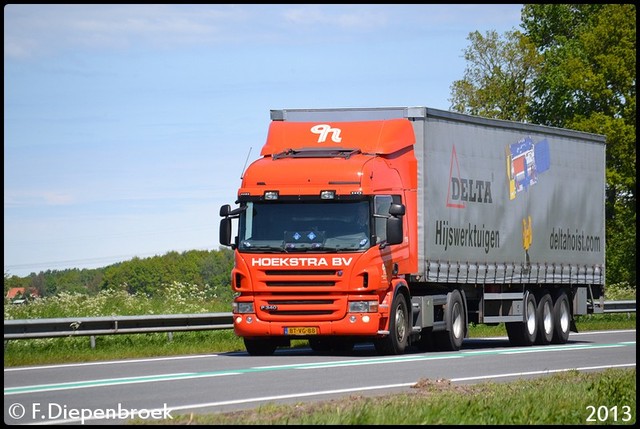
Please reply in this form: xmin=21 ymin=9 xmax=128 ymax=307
xmin=220 ymin=217 xmax=232 ymax=247
xmin=220 ymin=204 xmax=231 ymax=217
xmin=388 ymin=203 xmax=405 ymax=216
xmin=386 ymin=217 xmax=403 ymax=245
xmin=385 ymin=203 xmax=405 ymax=245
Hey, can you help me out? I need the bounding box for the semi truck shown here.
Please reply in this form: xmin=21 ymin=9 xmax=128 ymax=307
xmin=219 ymin=106 xmax=606 ymax=356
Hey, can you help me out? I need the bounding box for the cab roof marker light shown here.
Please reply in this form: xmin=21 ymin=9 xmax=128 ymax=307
xmin=320 ymin=190 xmax=336 ymax=199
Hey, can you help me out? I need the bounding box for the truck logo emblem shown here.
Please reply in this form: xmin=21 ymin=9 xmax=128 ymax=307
xmin=311 ymin=124 xmax=342 ymax=143
xmin=261 ymin=305 xmax=278 ymax=311
xmin=446 ymin=144 xmax=493 ymax=208
xmin=506 ymin=137 xmax=550 ymax=200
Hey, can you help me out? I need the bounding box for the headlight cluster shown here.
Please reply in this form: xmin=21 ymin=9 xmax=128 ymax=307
xmin=348 ymin=300 xmax=379 ymax=313
xmin=233 ymin=302 xmax=255 ymax=314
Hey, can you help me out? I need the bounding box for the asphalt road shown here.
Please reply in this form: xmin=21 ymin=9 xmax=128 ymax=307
xmin=4 ymin=329 xmax=636 ymax=425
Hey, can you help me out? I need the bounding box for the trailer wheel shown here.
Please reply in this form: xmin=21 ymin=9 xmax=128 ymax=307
xmin=374 ymin=292 xmax=409 ymax=355
xmin=535 ymin=293 xmax=554 ymax=345
xmin=551 ymin=292 xmax=571 ymax=344
xmin=243 ymin=338 xmax=277 ymax=356
xmin=506 ymin=291 xmax=538 ymax=346
xmin=434 ymin=289 xmax=466 ymax=351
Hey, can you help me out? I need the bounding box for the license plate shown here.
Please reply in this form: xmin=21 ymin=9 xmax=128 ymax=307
xmin=284 ymin=327 xmax=318 ymax=335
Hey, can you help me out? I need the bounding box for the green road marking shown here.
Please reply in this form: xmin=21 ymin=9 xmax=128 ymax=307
xmin=5 ymin=341 xmax=635 ymax=395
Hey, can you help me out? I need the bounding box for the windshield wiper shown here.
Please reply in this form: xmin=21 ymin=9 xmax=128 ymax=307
xmin=240 ymin=244 xmax=283 ymax=252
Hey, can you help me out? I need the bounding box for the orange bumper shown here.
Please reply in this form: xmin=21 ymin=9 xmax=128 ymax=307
xmin=233 ymin=312 xmax=384 ymax=338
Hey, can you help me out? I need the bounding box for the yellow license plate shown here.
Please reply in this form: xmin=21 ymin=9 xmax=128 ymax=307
xmin=284 ymin=327 xmax=318 ymax=335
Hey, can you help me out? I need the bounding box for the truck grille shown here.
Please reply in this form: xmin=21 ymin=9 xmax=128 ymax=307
xmin=254 ymin=269 xmax=346 ymax=320
xmin=263 ymin=269 xmax=338 ymax=287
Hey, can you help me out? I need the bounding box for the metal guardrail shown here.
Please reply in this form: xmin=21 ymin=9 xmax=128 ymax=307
xmin=4 ymin=313 xmax=233 ymax=341
xmin=600 ymin=300 xmax=637 ymax=313
xmin=3 ymin=301 xmax=635 ymax=341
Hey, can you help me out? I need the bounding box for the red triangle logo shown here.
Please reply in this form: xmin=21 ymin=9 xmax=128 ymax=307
xmin=446 ymin=145 xmax=465 ymax=209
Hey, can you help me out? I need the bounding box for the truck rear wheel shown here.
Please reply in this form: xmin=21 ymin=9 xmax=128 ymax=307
xmin=551 ymin=292 xmax=571 ymax=344
xmin=374 ymin=292 xmax=409 ymax=355
xmin=535 ymin=293 xmax=554 ymax=345
xmin=506 ymin=291 xmax=538 ymax=346
xmin=434 ymin=289 xmax=465 ymax=351
xmin=243 ymin=338 xmax=277 ymax=356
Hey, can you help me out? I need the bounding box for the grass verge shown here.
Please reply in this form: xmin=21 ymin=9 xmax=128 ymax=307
xmin=130 ymin=368 xmax=636 ymax=425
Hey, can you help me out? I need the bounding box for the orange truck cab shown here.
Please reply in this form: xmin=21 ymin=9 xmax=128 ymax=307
xmin=220 ymin=107 xmax=606 ymax=356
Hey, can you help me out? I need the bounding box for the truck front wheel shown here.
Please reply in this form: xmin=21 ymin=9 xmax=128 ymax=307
xmin=309 ymin=337 xmax=354 ymax=353
xmin=374 ymin=292 xmax=409 ymax=355
xmin=243 ymin=338 xmax=278 ymax=356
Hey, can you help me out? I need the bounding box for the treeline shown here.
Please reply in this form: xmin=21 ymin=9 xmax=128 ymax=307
xmin=3 ymin=248 xmax=235 ymax=302
xmin=450 ymin=4 xmax=636 ymax=289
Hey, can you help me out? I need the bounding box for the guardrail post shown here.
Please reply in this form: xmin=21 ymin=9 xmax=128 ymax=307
xmin=90 ymin=336 xmax=96 ymax=349
xmin=167 ymin=332 xmax=173 ymax=342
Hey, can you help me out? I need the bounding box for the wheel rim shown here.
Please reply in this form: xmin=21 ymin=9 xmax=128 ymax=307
xmin=452 ymin=302 xmax=463 ymax=339
xmin=395 ymin=303 xmax=407 ymax=342
xmin=526 ymin=299 xmax=537 ymax=335
xmin=559 ymin=299 xmax=570 ymax=333
xmin=542 ymin=300 xmax=553 ymax=336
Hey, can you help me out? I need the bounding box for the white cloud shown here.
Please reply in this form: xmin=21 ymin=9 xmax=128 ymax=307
xmin=281 ymin=5 xmax=388 ymax=30
xmin=3 ymin=4 xmax=250 ymax=58
xmin=3 ymin=190 xmax=76 ymax=208
xmin=5 ymin=5 xmax=522 ymax=60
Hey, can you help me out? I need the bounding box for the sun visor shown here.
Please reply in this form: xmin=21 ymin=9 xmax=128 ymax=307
xmin=260 ymin=119 xmax=415 ymax=156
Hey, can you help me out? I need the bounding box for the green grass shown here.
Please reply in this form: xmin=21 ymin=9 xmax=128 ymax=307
xmin=4 ymin=284 xmax=635 ymax=426
xmin=3 ymin=313 xmax=635 ymax=367
xmin=3 ymin=283 xmax=635 ymax=367
xmin=130 ymin=368 xmax=635 ymax=425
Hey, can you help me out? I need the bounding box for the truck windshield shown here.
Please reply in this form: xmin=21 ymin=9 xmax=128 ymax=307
xmin=238 ymin=201 xmax=371 ymax=252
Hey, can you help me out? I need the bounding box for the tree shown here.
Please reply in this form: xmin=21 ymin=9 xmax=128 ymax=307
xmin=450 ymin=4 xmax=636 ymax=287
xmin=449 ymin=29 xmax=541 ymax=122
xmin=522 ymin=4 xmax=636 ymax=288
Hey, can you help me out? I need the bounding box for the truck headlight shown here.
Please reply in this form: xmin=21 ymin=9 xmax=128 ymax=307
xmin=349 ymin=300 xmax=379 ymax=313
xmin=233 ymin=302 xmax=255 ymax=314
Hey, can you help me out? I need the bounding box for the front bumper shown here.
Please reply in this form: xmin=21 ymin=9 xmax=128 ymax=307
xmin=233 ymin=312 xmax=384 ymax=337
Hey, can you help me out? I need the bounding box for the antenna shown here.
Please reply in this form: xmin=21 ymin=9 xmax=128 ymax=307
xmin=240 ymin=147 xmax=252 ymax=180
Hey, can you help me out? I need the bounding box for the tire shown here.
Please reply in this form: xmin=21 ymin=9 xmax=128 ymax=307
xmin=535 ymin=293 xmax=554 ymax=345
xmin=374 ymin=292 xmax=409 ymax=355
xmin=243 ymin=338 xmax=277 ymax=356
xmin=506 ymin=291 xmax=538 ymax=346
xmin=308 ymin=338 xmax=332 ymax=352
xmin=434 ymin=289 xmax=466 ymax=351
xmin=331 ymin=337 xmax=354 ymax=353
xmin=309 ymin=337 xmax=354 ymax=353
xmin=551 ymin=292 xmax=571 ymax=344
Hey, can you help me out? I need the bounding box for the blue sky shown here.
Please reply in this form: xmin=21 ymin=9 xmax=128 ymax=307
xmin=4 ymin=4 xmax=523 ymax=277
